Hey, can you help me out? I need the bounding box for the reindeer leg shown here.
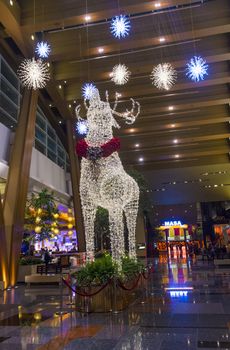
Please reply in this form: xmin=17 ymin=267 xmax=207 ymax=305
xmin=109 ymin=207 xmax=125 ymax=266
xmin=81 ymin=202 xmax=96 ymax=262
xmin=124 ymin=197 xmax=139 ymax=260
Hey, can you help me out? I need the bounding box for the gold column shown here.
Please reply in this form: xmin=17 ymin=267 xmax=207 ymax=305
xmin=3 ymin=89 xmax=38 ymax=286
xmin=0 ymin=195 xmax=9 ymax=288
xmin=66 ymin=118 xmax=86 ymax=252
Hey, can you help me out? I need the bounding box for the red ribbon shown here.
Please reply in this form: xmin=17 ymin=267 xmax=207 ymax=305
xmin=76 ymin=137 xmax=120 ymax=159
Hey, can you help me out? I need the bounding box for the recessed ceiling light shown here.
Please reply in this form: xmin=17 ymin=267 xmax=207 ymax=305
xmin=68 ymin=104 xmax=72 ymax=108
xmin=129 ymin=128 xmax=135 ymax=133
xmin=64 ymin=80 xmax=67 ymax=84
xmin=175 ymin=154 xmax=179 ymax=158
xmin=59 ymin=121 xmax=62 ymax=124
xmin=85 ymin=15 xmax=91 ymax=21
xmin=171 ymin=124 xmax=175 ymax=128
xmin=10 ymin=0 xmax=13 ymax=6
xmin=159 ymin=37 xmax=165 ymax=43
xmin=135 ymin=143 xmax=140 ymax=147
xmin=98 ymin=47 xmax=104 ymax=53
xmin=214 ymin=184 xmax=218 ymax=187
xmin=59 ymin=85 xmax=62 ymax=89
xmin=139 ymin=157 xmax=144 ymax=162
xmin=155 ymin=2 xmax=161 ymax=7
xmin=49 ymin=104 xmax=52 ymax=107
xmin=31 ymin=34 xmax=35 ymax=41
xmin=168 ymin=106 xmax=174 ymax=111
xmin=173 ymin=139 xmax=178 ymax=144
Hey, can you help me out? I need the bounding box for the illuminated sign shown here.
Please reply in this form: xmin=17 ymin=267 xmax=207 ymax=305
xmin=164 ymin=220 xmax=182 ymax=226
xmin=165 ymin=287 xmax=193 ymax=298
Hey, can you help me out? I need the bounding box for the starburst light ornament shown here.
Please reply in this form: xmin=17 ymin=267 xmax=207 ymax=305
xmin=82 ymin=83 xmax=97 ymax=100
xmin=18 ymin=58 xmax=50 ymax=90
xmin=110 ymin=15 xmax=131 ymax=39
xmin=35 ymin=41 xmax=51 ymax=58
xmin=186 ymin=56 xmax=208 ymax=82
xmin=76 ymin=119 xmax=88 ymax=136
xmin=150 ymin=63 xmax=177 ymax=91
xmin=111 ymin=63 xmax=131 ymax=85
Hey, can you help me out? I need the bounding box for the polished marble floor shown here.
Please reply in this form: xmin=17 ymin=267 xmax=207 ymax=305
xmin=0 ymin=257 xmax=230 ymax=349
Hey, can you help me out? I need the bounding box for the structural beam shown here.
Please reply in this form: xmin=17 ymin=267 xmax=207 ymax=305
xmin=3 ymin=89 xmax=38 ymax=287
xmin=66 ymin=118 xmax=86 ymax=252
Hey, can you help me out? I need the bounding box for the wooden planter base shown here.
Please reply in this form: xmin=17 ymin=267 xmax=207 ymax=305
xmin=75 ymin=277 xmax=144 ymax=313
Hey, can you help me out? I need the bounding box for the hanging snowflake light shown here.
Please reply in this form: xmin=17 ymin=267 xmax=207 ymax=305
xmin=35 ymin=41 xmax=51 ymax=58
xmin=186 ymin=56 xmax=208 ymax=82
xmin=18 ymin=58 xmax=50 ymax=90
xmin=111 ymin=63 xmax=131 ymax=85
xmin=82 ymin=83 xmax=97 ymax=100
xmin=110 ymin=15 xmax=131 ymax=39
xmin=76 ymin=119 xmax=88 ymax=136
xmin=150 ymin=63 xmax=177 ymax=91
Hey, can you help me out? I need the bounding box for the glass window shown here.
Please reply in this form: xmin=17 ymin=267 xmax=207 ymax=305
xmin=47 ymin=137 xmax=56 ymax=153
xmin=0 ymin=78 xmax=18 ymax=106
xmin=36 ymin=114 xmax=46 ymax=130
xmin=47 ymin=125 xmax=55 ymax=139
xmin=35 ymin=139 xmax=46 ymax=155
xmin=35 ymin=127 xmax=46 ymax=145
xmin=0 ymin=92 xmax=18 ymax=120
xmin=47 ymin=149 xmax=56 ymax=163
xmin=1 ymin=59 xmax=18 ymax=89
xmin=57 ymin=146 xmax=65 ymax=159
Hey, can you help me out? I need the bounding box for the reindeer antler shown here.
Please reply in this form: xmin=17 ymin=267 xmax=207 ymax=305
xmin=75 ymin=105 xmax=81 ymax=120
xmin=112 ymin=98 xmax=140 ymax=124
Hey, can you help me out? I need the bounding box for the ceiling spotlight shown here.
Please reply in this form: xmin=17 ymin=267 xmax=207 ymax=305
xmin=98 ymin=47 xmax=104 ymax=53
xmin=173 ymin=139 xmax=178 ymax=144
xmin=129 ymin=128 xmax=135 ymax=133
xmin=139 ymin=157 xmax=144 ymax=162
xmin=168 ymin=106 xmax=174 ymax=111
xmin=10 ymin=0 xmax=13 ymax=5
xmin=135 ymin=143 xmax=140 ymax=147
xmin=68 ymin=104 xmax=72 ymax=108
xmin=155 ymin=2 xmax=161 ymax=7
xmin=59 ymin=121 xmax=62 ymax=124
xmin=175 ymin=154 xmax=179 ymax=158
xmin=85 ymin=15 xmax=91 ymax=21
xmin=59 ymin=85 xmax=62 ymax=89
xmin=159 ymin=37 xmax=165 ymax=43
xmin=171 ymin=124 xmax=175 ymax=128
xmin=31 ymin=34 xmax=35 ymax=41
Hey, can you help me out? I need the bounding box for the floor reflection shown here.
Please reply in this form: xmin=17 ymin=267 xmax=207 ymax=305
xmin=0 ymin=257 xmax=229 ymax=349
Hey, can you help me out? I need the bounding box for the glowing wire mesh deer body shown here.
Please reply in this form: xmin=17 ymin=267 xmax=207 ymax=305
xmin=76 ymin=89 xmax=140 ymax=263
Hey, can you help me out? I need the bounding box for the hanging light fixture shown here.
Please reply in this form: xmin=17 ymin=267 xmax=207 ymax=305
xmin=18 ymin=58 xmax=50 ymax=90
xmin=35 ymin=41 xmax=51 ymax=59
xmin=111 ymin=63 xmax=131 ymax=85
xmin=82 ymin=83 xmax=97 ymax=100
xmin=110 ymin=15 xmax=131 ymax=39
xmin=150 ymin=63 xmax=177 ymax=90
xmin=186 ymin=56 xmax=208 ymax=82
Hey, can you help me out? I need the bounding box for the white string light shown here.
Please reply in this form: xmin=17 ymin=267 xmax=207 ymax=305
xmin=76 ymin=89 xmax=140 ymax=264
xmin=18 ymin=58 xmax=50 ymax=90
xmin=111 ymin=64 xmax=131 ymax=85
xmin=150 ymin=63 xmax=177 ymax=91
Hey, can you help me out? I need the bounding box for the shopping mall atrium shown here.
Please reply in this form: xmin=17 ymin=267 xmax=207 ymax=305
xmin=0 ymin=0 xmax=229 ymax=349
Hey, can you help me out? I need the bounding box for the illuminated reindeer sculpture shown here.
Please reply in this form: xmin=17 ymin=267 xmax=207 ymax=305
xmin=76 ymin=89 xmax=140 ymax=263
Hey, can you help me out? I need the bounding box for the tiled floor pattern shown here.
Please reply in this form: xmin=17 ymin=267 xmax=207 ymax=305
xmin=0 ymin=258 xmax=229 ymax=349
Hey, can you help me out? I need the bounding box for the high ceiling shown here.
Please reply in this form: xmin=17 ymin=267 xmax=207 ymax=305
xmin=0 ymin=0 xmax=230 ymax=205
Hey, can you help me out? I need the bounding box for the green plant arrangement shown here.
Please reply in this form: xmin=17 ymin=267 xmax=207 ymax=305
xmin=71 ymin=254 xmax=144 ymax=288
xmin=19 ymin=257 xmax=43 ymax=265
